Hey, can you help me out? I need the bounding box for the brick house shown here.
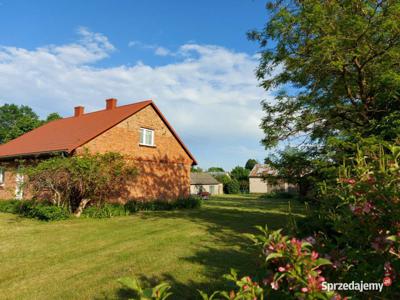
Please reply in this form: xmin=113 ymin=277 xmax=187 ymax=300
xmin=0 ymin=99 xmax=197 ymax=201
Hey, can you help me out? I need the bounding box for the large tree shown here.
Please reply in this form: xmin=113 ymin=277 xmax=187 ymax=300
xmin=245 ymin=159 xmax=258 ymax=170
xmin=249 ymin=0 xmax=400 ymax=148
xmin=0 ymin=104 xmax=62 ymax=144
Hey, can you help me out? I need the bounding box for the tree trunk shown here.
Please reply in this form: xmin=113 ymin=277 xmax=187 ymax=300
xmin=73 ymin=198 xmax=91 ymax=217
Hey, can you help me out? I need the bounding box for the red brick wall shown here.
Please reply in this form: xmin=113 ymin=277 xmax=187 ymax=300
xmin=0 ymin=163 xmax=17 ymax=199
xmin=75 ymin=105 xmax=193 ymax=201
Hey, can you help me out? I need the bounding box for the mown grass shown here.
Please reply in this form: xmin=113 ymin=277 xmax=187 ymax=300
xmin=0 ymin=194 xmax=306 ymax=299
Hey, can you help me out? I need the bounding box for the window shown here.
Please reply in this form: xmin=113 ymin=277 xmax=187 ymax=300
xmin=0 ymin=168 xmax=4 ymax=185
xmin=140 ymin=128 xmax=155 ymax=146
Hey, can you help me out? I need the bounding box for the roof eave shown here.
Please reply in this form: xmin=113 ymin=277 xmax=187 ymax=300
xmin=0 ymin=150 xmax=69 ymax=161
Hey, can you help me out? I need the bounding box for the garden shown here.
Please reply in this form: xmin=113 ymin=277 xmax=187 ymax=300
xmin=0 ymin=194 xmax=304 ymax=299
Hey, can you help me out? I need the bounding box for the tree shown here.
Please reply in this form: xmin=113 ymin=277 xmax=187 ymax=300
xmin=207 ymin=167 xmax=225 ymax=172
xmin=249 ymin=0 xmax=400 ymax=148
xmin=24 ymin=152 xmax=138 ymax=217
xmin=266 ymin=148 xmax=313 ymax=197
xmin=191 ymin=166 xmax=203 ymax=173
xmin=230 ymin=166 xmax=250 ymax=181
xmin=230 ymin=166 xmax=250 ymax=193
xmin=0 ymin=103 xmax=63 ymax=143
xmin=214 ymin=174 xmax=232 ymax=194
xmin=225 ymin=179 xmax=241 ymax=194
xmin=245 ymin=159 xmax=258 ymax=170
xmin=0 ymin=104 xmax=41 ymax=143
xmin=44 ymin=112 xmax=62 ymax=123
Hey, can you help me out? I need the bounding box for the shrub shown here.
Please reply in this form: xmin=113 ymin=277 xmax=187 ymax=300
xmin=118 ymin=276 xmax=172 ymax=300
xmin=297 ymin=143 xmax=400 ymax=298
xmin=260 ymin=191 xmax=296 ymax=200
xmin=19 ymin=201 xmax=70 ymax=221
xmin=0 ymin=200 xmax=20 ymax=213
xmin=226 ymin=179 xmax=240 ymax=194
xmin=23 ymin=151 xmax=138 ymax=217
xmin=176 ymin=196 xmax=202 ymax=209
xmin=124 ymin=196 xmax=202 ymax=213
xmin=82 ymin=203 xmax=128 ymax=218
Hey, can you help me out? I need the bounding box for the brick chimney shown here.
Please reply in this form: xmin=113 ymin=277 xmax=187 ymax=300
xmin=74 ymin=106 xmax=84 ymax=117
xmin=106 ymin=98 xmax=117 ymax=110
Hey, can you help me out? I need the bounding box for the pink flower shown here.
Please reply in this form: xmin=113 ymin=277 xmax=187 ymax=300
xmin=311 ymin=251 xmax=319 ymax=260
xmin=301 ymin=287 xmax=308 ymax=293
xmin=243 ymin=285 xmax=249 ymax=290
xmin=304 ymin=236 xmax=316 ymax=245
xmin=383 ymin=276 xmax=392 ymax=287
xmin=318 ymin=276 xmax=326 ymax=282
xmin=278 ymin=266 xmax=286 ymax=272
xmin=271 ymin=281 xmax=279 ymax=290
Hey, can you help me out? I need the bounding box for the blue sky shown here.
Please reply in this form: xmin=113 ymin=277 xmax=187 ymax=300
xmin=0 ymin=0 xmax=275 ymax=170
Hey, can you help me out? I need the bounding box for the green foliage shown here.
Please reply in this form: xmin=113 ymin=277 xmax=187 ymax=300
xmin=298 ymin=143 xmax=400 ymax=298
xmin=44 ymin=112 xmax=62 ymax=123
xmin=124 ymin=196 xmax=202 ymax=213
xmin=245 ymin=226 xmax=336 ymax=299
xmin=0 ymin=199 xmax=20 ymax=213
xmin=24 ymin=151 xmax=138 ymax=216
xmin=230 ymin=166 xmax=250 ymax=181
xmin=18 ymin=201 xmax=70 ymax=221
xmin=260 ymin=191 xmax=297 ymax=200
xmin=199 ymin=269 xmax=265 ymax=300
xmin=82 ymin=204 xmax=129 ymax=218
xmin=265 ymin=147 xmax=333 ymax=197
xmin=207 ymin=167 xmax=225 ymax=172
xmin=0 ymin=103 xmax=63 ymax=144
xmin=0 ymin=196 xmax=201 ymax=220
xmin=225 ymin=179 xmax=241 ymax=194
xmin=230 ymin=166 xmax=250 ymax=193
xmin=249 ymin=0 xmax=400 ymax=147
xmin=214 ymin=174 xmax=231 ymax=185
xmin=117 ymin=276 xmax=172 ymax=300
xmin=0 ymin=104 xmax=41 ymax=143
xmin=191 ymin=166 xmax=203 ymax=173
xmin=245 ymin=159 xmax=258 ymax=171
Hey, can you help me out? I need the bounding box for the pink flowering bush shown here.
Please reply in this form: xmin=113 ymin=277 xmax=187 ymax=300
xmin=198 ymin=227 xmax=340 ymax=300
xmin=248 ymin=226 xmax=339 ymax=299
xmin=298 ymin=144 xmax=400 ymax=298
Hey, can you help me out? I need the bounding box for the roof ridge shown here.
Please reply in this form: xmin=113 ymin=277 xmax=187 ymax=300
xmin=62 ymin=99 xmax=153 ymax=120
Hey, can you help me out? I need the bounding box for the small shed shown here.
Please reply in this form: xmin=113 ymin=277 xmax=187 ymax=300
xmin=190 ymin=173 xmax=223 ymax=195
xmin=249 ymin=164 xmax=294 ymax=194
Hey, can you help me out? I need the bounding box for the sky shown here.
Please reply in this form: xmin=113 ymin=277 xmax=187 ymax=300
xmin=0 ymin=0 xmax=275 ymax=170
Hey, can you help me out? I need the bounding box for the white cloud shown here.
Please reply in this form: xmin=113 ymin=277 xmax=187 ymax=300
xmin=0 ymin=29 xmax=271 ymax=169
xmin=128 ymin=40 xmax=174 ymax=57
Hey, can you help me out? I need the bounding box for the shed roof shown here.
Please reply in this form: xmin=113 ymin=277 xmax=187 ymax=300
xmin=190 ymin=172 xmax=220 ymax=185
xmin=249 ymin=164 xmax=277 ymax=177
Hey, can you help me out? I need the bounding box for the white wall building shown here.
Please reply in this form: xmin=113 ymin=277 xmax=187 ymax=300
xmin=190 ymin=173 xmax=223 ymax=195
xmin=249 ymin=164 xmax=294 ymax=194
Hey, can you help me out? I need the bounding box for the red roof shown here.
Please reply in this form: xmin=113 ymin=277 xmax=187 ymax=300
xmin=249 ymin=164 xmax=277 ymax=177
xmin=0 ymin=100 xmax=197 ymax=164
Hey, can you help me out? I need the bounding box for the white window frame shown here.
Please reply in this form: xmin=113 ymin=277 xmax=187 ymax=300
xmin=0 ymin=168 xmax=4 ymax=185
xmin=139 ymin=128 xmax=155 ymax=147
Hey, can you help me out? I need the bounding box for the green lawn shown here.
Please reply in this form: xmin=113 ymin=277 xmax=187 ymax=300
xmin=0 ymin=194 xmax=305 ymax=299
